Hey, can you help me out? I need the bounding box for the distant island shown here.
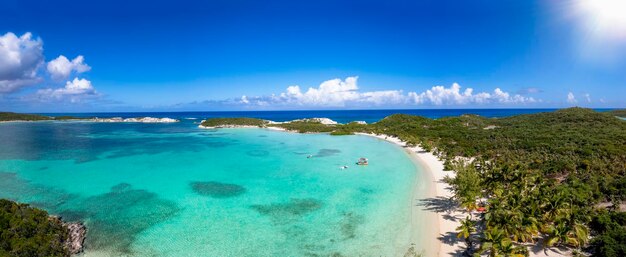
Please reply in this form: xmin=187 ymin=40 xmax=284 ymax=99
xmin=201 ymin=107 xmax=626 ymax=257
xmin=0 ymin=112 xmax=178 ymax=123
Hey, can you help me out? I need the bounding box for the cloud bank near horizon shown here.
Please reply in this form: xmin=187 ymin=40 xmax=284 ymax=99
xmin=236 ymin=76 xmax=539 ymax=109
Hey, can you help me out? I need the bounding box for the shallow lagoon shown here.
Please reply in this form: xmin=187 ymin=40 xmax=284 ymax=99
xmin=0 ymin=121 xmax=431 ymax=256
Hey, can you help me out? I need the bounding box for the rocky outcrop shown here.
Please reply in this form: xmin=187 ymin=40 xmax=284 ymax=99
xmin=292 ymin=117 xmax=339 ymax=125
xmin=88 ymin=117 xmax=179 ymax=123
xmin=64 ymin=222 xmax=86 ymax=255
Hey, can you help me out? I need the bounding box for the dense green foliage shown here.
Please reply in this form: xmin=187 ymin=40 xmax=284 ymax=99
xmin=588 ymin=210 xmax=626 ymax=257
xmin=273 ymin=120 xmax=336 ymax=133
xmin=0 ymin=112 xmax=84 ymax=122
xmin=203 ymin=108 xmax=626 ymax=255
xmin=200 ymin=117 xmax=268 ymax=127
xmin=372 ymin=108 xmax=625 ymax=255
xmin=0 ymin=199 xmax=70 ymax=257
xmin=0 ymin=112 xmax=52 ymax=121
xmin=52 ymin=116 xmax=83 ymax=120
xmin=608 ymin=109 xmax=626 ymax=118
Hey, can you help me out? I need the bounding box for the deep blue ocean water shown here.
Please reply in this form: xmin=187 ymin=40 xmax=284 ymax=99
xmin=42 ymin=108 xmax=617 ymax=124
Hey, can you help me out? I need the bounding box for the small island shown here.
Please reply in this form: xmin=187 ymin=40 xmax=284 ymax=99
xmin=0 ymin=112 xmax=179 ymax=123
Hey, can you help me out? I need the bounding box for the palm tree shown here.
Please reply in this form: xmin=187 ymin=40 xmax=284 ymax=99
xmin=543 ymin=221 xmax=588 ymax=248
xmin=478 ymin=228 xmax=506 ymax=257
xmin=499 ymin=239 xmax=529 ymax=257
xmin=457 ymin=216 xmax=477 ymax=253
xmin=566 ymin=222 xmax=589 ymax=248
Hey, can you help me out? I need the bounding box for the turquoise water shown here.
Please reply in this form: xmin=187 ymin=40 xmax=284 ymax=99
xmin=0 ymin=121 xmax=432 ymax=256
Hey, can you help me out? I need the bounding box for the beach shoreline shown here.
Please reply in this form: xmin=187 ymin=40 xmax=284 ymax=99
xmin=355 ymin=133 xmax=465 ymax=257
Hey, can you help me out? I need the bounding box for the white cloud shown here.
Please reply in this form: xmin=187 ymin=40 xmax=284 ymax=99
xmin=584 ymin=93 xmax=591 ymax=103
xmin=47 ymin=55 xmax=91 ymax=80
xmin=279 ymin=76 xmax=361 ymax=106
xmin=407 ymin=83 xmax=535 ymax=105
xmin=36 ymin=77 xmax=98 ymax=102
xmin=238 ymin=77 xmax=537 ymax=108
xmin=0 ymin=32 xmax=44 ymax=93
xmin=567 ymin=92 xmax=577 ymax=104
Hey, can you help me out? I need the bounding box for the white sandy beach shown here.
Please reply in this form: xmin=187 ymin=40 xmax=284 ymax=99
xmin=355 ymin=133 xmax=466 ymax=257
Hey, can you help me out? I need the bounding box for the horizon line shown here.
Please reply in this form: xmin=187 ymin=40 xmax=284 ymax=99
xmin=31 ymin=107 xmax=621 ymax=115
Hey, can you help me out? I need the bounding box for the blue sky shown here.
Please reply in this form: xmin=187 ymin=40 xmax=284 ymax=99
xmin=1 ymin=0 xmax=625 ymax=112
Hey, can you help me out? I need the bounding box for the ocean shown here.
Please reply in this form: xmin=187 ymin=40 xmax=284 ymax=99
xmin=0 ymin=108 xmax=614 ymax=256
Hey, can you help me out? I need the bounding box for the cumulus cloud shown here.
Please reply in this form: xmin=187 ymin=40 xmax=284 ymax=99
xmin=278 ymin=76 xmax=361 ymax=106
xmin=567 ymin=92 xmax=577 ymax=104
xmin=407 ymin=83 xmax=536 ymax=105
xmin=0 ymin=32 xmax=44 ymax=93
xmin=36 ymin=78 xmax=98 ymax=102
xmin=47 ymin=55 xmax=91 ymax=80
xmin=238 ymin=77 xmax=537 ymax=108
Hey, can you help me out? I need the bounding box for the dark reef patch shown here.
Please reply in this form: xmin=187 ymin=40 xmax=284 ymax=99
xmin=70 ymin=183 xmax=180 ymax=254
xmin=246 ymin=149 xmax=269 ymax=157
xmin=339 ymin=212 xmax=365 ymax=240
xmin=251 ymin=198 xmax=322 ymax=224
xmin=358 ymin=187 xmax=374 ymax=194
xmin=190 ymin=181 xmax=247 ymax=198
xmin=314 ymin=149 xmax=341 ymax=158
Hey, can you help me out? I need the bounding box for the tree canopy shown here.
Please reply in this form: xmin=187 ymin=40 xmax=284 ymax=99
xmin=0 ymin=199 xmax=71 ymax=257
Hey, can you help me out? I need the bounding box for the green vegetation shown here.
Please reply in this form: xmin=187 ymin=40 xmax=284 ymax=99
xmin=0 ymin=199 xmax=71 ymax=257
xmin=52 ymin=116 xmax=83 ymax=120
xmin=200 ymin=117 xmax=268 ymax=127
xmin=203 ymin=108 xmax=626 ymax=255
xmin=608 ymin=109 xmax=626 ymax=118
xmin=0 ymin=112 xmax=52 ymax=121
xmin=273 ymin=120 xmax=336 ymax=133
xmin=0 ymin=112 xmax=83 ymax=122
xmin=588 ymin=210 xmax=626 ymax=257
xmin=372 ymin=108 xmax=625 ymax=256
